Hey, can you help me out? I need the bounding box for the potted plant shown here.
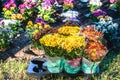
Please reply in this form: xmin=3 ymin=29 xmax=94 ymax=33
xmin=26 ymin=20 xmax=50 ymax=57
xmin=0 ymin=22 xmax=14 ymax=52
xmin=95 ymin=16 xmax=118 ymax=48
xmin=39 ymin=26 xmax=86 ymax=73
xmin=81 ymin=27 xmax=107 ymax=74
xmin=89 ymin=0 xmax=102 ymax=12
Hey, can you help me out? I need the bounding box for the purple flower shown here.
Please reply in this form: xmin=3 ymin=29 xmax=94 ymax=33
xmin=0 ymin=18 xmax=3 ymax=21
xmin=49 ymin=0 xmax=56 ymax=4
xmin=35 ymin=18 xmax=43 ymax=23
xmin=92 ymin=9 xmax=107 ymax=17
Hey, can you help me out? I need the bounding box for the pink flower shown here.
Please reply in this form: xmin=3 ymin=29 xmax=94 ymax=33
xmin=12 ymin=3 xmax=16 ymax=8
xmin=31 ymin=2 xmax=35 ymax=6
xmin=4 ymin=4 xmax=10 ymax=9
xmin=20 ymin=9 xmax=25 ymax=13
xmin=26 ymin=4 xmax=32 ymax=9
xmin=9 ymin=0 xmax=15 ymax=4
xmin=19 ymin=4 xmax=25 ymax=9
xmin=110 ymin=0 xmax=115 ymax=3
xmin=26 ymin=0 xmax=32 ymax=2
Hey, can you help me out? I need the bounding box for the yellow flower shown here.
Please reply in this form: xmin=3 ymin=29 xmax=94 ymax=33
xmin=91 ymin=53 xmax=96 ymax=57
xmin=27 ymin=21 xmax=33 ymax=25
xmin=40 ymin=33 xmax=86 ymax=53
xmin=44 ymin=24 xmax=50 ymax=28
xmin=37 ymin=23 xmax=42 ymax=26
xmin=16 ymin=14 xmax=23 ymax=20
xmin=11 ymin=14 xmax=16 ymax=20
xmin=3 ymin=8 xmax=7 ymax=11
xmin=5 ymin=10 xmax=12 ymax=15
xmin=34 ymin=24 xmax=38 ymax=28
xmin=58 ymin=26 xmax=80 ymax=35
xmin=32 ymin=30 xmax=39 ymax=35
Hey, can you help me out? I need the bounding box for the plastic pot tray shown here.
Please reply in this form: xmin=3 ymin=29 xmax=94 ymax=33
xmin=26 ymin=58 xmax=84 ymax=78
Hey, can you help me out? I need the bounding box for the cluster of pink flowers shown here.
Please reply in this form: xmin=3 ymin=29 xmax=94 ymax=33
xmin=4 ymin=0 xmax=16 ymax=9
xmin=63 ymin=0 xmax=74 ymax=4
xmin=110 ymin=0 xmax=120 ymax=3
xmin=18 ymin=0 xmax=35 ymax=13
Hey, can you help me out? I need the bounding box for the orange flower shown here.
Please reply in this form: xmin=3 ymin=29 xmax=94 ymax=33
xmin=85 ymin=41 xmax=107 ymax=61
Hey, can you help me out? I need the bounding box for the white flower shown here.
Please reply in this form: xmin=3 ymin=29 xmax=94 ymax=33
xmin=61 ymin=10 xmax=79 ymax=18
xmin=89 ymin=0 xmax=102 ymax=6
xmin=1 ymin=20 xmax=18 ymax=26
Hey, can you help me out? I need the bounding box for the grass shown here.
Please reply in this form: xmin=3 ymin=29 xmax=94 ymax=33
xmin=0 ymin=51 xmax=120 ymax=80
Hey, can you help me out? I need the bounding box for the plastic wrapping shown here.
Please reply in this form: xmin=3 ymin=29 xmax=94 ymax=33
xmin=81 ymin=57 xmax=100 ymax=74
xmin=64 ymin=58 xmax=81 ymax=74
xmin=46 ymin=56 xmax=64 ymax=73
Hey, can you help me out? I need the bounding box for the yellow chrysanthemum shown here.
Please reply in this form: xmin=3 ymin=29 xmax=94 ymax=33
xmin=58 ymin=26 xmax=80 ymax=35
xmin=39 ymin=33 xmax=86 ymax=53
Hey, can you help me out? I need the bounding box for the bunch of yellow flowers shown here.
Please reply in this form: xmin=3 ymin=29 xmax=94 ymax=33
xmin=11 ymin=13 xmax=23 ymax=20
xmin=39 ymin=26 xmax=86 ymax=59
xmin=58 ymin=26 xmax=80 ymax=35
xmin=2 ymin=7 xmax=17 ymax=19
xmin=26 ymin=21 xmax=50 ymax=38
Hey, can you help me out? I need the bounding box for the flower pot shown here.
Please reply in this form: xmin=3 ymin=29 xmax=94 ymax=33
xmin=64 ymin=58 xmax=81 ymax=74
xmin=81 ymin=57 xmax=100 ymax=74
xmin=46 ymin=56 xmax=64 ymax=73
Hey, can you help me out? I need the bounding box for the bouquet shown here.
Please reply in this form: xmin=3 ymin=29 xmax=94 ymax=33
xmin=39 ymin=26 xmax=86 ymax=59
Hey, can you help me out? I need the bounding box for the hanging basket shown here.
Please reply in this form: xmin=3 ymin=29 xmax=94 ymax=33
xmin=81 ymin=57 xmax=100 ymax=74
xmin=64 ymin=58 xmax=81 ymax=74
xmin=46 ymin=55 xmax=64 ymax=73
